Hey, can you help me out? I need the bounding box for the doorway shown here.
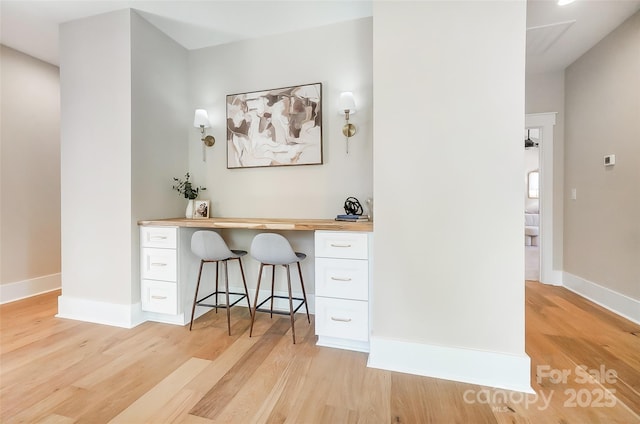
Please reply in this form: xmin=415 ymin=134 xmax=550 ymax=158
xmin=524 ymin=129 xmax=540 ymax=280
xmin=525 ymin=113 xmax=560 ymax=285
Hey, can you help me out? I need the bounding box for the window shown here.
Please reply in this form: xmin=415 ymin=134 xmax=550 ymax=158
xmin=528 ymin=170 xmax=539 ymax=199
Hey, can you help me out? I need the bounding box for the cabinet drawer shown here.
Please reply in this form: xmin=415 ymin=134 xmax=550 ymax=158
xmin=315 ymin=258 xmax=368 ymax=301
xmin=141 ymin=226 xmax=177 ymax=249
xmin=315 ymin=231 xmax=368 ymax=259
xmin=141 ymin=280 xmax=178 ymax=314
xmin=141 ymin=248 xmax=177 ymax=281
xmin=315 ymin=297 xmax=368 ymax=341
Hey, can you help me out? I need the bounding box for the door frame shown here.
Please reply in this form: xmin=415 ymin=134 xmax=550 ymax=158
xmin=525 ymin=112 xmax=561 ymax=285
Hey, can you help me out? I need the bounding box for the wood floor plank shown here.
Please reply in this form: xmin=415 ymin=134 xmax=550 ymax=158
xmin=189 ymin=317 xmax=292 ymax=419
xmin=1 ymin=283 xmax=639 ymax=423
xmin=183 ymin=324 xmax=261 ymax=395
xmin=4 ymin=386 xmax=82 ymax=423
xmin=109 ymin=357 xmax=211 ymax=423
xmin=215 ymin=316 xmax=316 ymax=424
xmin=271 ymin=347 xmax=346 ymax=423
xmin=35 ymin=413 xmax=77 ymax=424
xmin=147 ymin=389 xmax=205 ymax=424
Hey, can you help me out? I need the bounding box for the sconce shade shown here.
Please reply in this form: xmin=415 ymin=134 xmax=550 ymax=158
xmin=193 ymin=109 xmax=210 ymax=128
xmin=339 ymin=92 xmax=356 ymax=113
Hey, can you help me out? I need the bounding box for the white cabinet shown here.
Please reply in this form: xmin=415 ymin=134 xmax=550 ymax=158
xmin=140 ymin=226 xmax=198 ymax=325
xmin=314 ymin=230 xmax=372 ymax=352
xmin=141 ymin=280 xmax=178 ymax=315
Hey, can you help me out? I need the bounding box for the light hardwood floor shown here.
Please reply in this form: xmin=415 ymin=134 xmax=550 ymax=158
xmin=1 ymin=282 xmax=639 ymax=423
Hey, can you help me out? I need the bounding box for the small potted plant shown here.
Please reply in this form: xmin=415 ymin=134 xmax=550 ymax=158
xmin=172 ymin=172 xmax=206 ymax=218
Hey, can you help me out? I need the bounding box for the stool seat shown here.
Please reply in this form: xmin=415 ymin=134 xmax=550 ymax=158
xmin=189 ymin=231 xmax=251 ymax=335
xmin=249 ymin=233 xmax=310 ymax=344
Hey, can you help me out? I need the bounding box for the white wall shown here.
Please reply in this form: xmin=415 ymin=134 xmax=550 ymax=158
xmin=131 ymin=11 xmax=189 ymax=302
xmin=564 ymin=11 xmax=640 ymax=302
xmin=525 ymin=71 xmax=564 ymax=269
xmin=188 ymin=18 xmax=373 ymax=219
xmin=187 ymin=18 xmax=373 ymax=296
xmin=370 ymin=1 xmax=530 ymax=392
xmin=59 ymin=10 xmax=189 ymax=325
xmin=59 ymin=10 xmax=133 ymax=312
xmin=0 ymin=45 xmax=61 ymax=302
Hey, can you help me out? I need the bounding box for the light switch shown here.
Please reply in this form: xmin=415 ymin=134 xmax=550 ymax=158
xmin=604 ymin=154 xmax=616 ymax=166
xmin=570 ymin=188 xmax=577 ymax=200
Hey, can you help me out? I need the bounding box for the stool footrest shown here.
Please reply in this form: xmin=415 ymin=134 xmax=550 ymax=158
xmin=196 ymin=291 xmax=247 ymax=309
xmin=255 ymin=295 xmax=305 ymax=316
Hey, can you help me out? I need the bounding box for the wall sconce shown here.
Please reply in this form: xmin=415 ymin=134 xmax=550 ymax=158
xmin=339 ymin=92 xmax=356 ymax=153
xmin=193 ymin=109 xmax=215 ymax=147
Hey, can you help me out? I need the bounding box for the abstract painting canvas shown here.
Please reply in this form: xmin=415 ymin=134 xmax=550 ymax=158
xmin=226 ymin=83 xmax=323 ymax=168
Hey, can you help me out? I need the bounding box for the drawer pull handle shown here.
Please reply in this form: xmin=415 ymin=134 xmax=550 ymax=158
xmin=151 ymin=295 xmax=167 ymax=300
xmin=330 ymin=243 xmax=352 ymax=248
xmin=150 ymin=236 xmax=168 ymax=240
xmin=150 ymin=262 xmax=167 ymax=267
xmin=331 ymin=277 xmax=352 ymax=282
xmin=330 ymin=317 xmax=352 ymax=323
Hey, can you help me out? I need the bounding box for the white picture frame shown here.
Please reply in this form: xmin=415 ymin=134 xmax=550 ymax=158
xmin=193 ymin=200 xmax=210 ymax=219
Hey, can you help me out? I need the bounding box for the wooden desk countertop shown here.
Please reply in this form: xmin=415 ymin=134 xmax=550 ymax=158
xmin=138 ymin=217 xmax=373 ymax=232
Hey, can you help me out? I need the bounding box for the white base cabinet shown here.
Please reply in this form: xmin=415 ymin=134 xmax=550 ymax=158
xmin=314 ymin=230 xmax=372 ymax=352
xmin=140 ymin=226 xmax=200 ymax=325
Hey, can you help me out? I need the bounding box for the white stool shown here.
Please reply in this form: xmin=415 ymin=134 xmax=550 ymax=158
xmin=249 ymin=233 xmax=310 ymax=344
xmin=190 ymin=230 xmax=251 ymax=335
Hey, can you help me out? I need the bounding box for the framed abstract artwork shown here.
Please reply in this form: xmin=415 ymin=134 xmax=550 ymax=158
xmin=226 ymin=82 xmax=323 ymax=169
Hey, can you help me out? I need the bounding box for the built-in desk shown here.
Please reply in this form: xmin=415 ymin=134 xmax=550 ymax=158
xmin=138 ymin=217 xmax=373 ymax=232
xmin=138 ymin=217 xmax=373 ymax=352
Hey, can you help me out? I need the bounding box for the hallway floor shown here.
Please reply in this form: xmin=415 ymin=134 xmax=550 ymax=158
xmin=525 ymin=245 xmax=540 ymax=281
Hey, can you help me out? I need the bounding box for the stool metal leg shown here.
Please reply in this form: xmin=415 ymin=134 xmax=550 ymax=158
xmin=270 ymin=265 xmax=276 ymax=318
xmin=297 ymin=262 xmax=310 ymax=324
xmin=224 ymin=259 xmax=231 ymax=335
xmin=190 ymin=260 xmax=205 ymax=331
xmin=237 ymin=257 xmax=252 ymax=318
xmin=214 ymin=262 xmax=219 ymax=313
xmin=250 ymin=263 xmax=264 ymax=337
xmin=285 ymin=264 xmax=297 ymax=344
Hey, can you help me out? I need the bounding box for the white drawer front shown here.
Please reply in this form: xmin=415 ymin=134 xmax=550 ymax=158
xmin=315 ymin=231 xmax=368 ymax=259
xmin=315 ymin=258 xmax=368 ymax=301
xmin=141 ymin=248 xmax=177 ymax=281
xmin=141 ymin=226 xmax=177 ymax=249
xmin=142 ymin=280 xmax=178 ymax=314
xmin=315 ymin=297 xmax=368 ymax=341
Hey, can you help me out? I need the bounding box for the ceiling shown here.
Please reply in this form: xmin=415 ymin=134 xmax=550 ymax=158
xmin=1 ymin=0 xmax=639 ymax=74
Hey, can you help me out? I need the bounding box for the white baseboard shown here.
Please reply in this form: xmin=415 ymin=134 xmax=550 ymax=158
xmin=0 ymin=273 xmax=61 ymax=304
xmin=563 ymin=272 xmax=640 ymax=325
xmin=367 ymin=336 xmax=534 ymax=394
xmin=56 ymin=295 xmax=141 ymax=329
xmin=317 ymin=335 xmax=369 ymax=353
xmin=56 ymin=286 xmax=315 ymax=329
xmin=540 ymin=269 xmax=563 ymax=286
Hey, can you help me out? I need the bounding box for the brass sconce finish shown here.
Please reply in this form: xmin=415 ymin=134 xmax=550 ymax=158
xmin=200 ymin=129 xmax=216 ymax=147
xmin=194 ymin=109 xmax=215 ymax=147
xmin=343 ymin=110 xmax=356 ymax=138
xmin=339 ymin=92 xmax=357 ymax=153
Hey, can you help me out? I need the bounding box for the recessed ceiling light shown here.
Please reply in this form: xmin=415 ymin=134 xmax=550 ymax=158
xmin=558 ymin=0 xmax=577 ymax=5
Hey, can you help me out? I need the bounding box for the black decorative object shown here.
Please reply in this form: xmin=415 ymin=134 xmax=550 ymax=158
xmin=343 ymin=197 xmax=363 ymax=216
xmin=525 ymin=130 xmax=539 ymax=149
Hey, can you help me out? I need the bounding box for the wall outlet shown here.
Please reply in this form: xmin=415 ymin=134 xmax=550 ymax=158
xmin=604 ymin=154 xmax=616 ymax=166
xmin=570 ymin=188 xmax=577 ymax=200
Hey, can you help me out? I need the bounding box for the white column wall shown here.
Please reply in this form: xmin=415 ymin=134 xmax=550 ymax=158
xmin=59 ymin=10 xmax=133 ymax=312
xmin=369 ymin=1 xmax=530 ymax=392
xmin=130 ymin=11 xmax=190 ymax=304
